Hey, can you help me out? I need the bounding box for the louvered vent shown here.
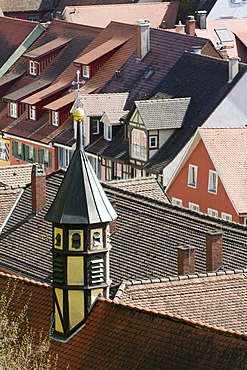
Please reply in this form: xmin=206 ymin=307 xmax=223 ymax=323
xmin=54 ymin=254 xmax=63 ymax=284
xmin=90 ymin=257 xmax=104 ymax=284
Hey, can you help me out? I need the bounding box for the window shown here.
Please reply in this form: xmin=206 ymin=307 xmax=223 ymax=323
xmin=208 ymin=208 xmax=218 ymax=218
xmin=12 ymin=141 xmax=23 ymax=159
xmin=188 ymin=165 xmax=198 ymax=188
xmin=104 ymin=125 xmax=112 ymax=141
xmin=52 ymin=111 xmax=59 ymax=126
xmin=208 ymin=170 xmax=218 ymax=194
xmin=29 ymin=105 xmax=36 ymax=120
xmin=90 ymin=229 xmax=103 ymax=250
xmin=29 ymin=60 xmax=37 ymax=76
xmin=149 ymin=136 xmax=157 ymax=148
xmin=172 ymin=198 xmax=183 ymax=207
xmin=123 ymin=164 xmax=130 ymax=179
xmin=92 ymin=119 xmax=100 ymax=135
xmin=9 ymin=102 xmax=17 ymax=118
xmin=221 ymin=212 xmax=232 ymax=222
xmin=88 ymin=155 xmax=101 ymax=179
xmin=72 ymin=233 xmax=81 ymax=249
xmin=105 ymin=159 xmax=112 ymax=181
xmin=24 ymin=144 xmax=35 ymax=163
xmin=0 ymin=141 xmax=9 ymax=161
xmin=82 ymin=65 xmax=90 ymax=78
xmin=189 ymin=202 xmax=200 ymax=212
xmin=131 ymin=129 xmax=147 ymax=161
xmin=214 ymin=28 xmax=233 ymax=43
xmin=59 ymin=147 xmax=73 ymax=169
xmin=38 ymin=148 xmax=52 ymax=168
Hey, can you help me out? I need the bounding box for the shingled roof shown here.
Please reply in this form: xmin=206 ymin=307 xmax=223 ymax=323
xmin=1 ymin=273 xmax=247 ymax=370
xmin=55 ymin=0 xmax=138 ymax=12
xmin=0 ymin=0 xmax=55 ymax=11
xmin=1 ymin=171 xmax=247 ymax=285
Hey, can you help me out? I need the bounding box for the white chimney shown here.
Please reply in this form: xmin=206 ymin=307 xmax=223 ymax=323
xmin=175 ymin=20 xmax=185 ymax=34
xmin=228 ymin=56 xmax=240 ymax=83
xmin=195 ymin=10 xmax=207 ymax=30
xmin=136 ymin=19 xmax=150 ymax=61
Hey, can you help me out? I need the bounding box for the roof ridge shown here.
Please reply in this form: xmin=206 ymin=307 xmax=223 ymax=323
xmin=0 ymin=271 xmax=51 ymax=289
xmin=99 ymin=297 xmax=247 ymax=339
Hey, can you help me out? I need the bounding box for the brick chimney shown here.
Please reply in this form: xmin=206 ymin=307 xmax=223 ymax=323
xmin=186 ymin=15 xmax=196 ymax=36
xmin=228 ymin=56 xmax=240 ymax=83
xmin=175 ymin=21 xmax=185 ymax=34
xmin=109 ymin=199 xmax=117 ymax=233
xmin=31 ymin=163 xmax=46 ymax=213
xmin=206 ymin=230 xmax=223 ymax=272
xmin=136 ymin=19 xmax=150 ymax=61
xmin=177 ymin=245 xmax=195 ymax=275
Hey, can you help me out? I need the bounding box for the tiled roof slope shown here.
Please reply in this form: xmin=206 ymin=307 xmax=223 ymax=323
xmin=1 ymin=20 xmax=101 ymax=142
xmin=0 ymin=0 xmax=55 ymax=11
xmin=108 ymin=176 xmax=170 ymax=203
xmin=143 ymin=52 xmax=247 ymax=173
xmin=200 ymin=127 xmax=247 ymax=214
xmin=0 ymin=188 xmax=22 ymax=227
xmin=0 ymin=164 xmax=32 ymax=188
xmin=1 ymin=171 xmax=247 ymax=284
xmin=63 ymin=2 xmax=179 ymax=29
xmin=134 ymin=98 xmax=191 ymax=130
xmin=100 ymin=28 xmax=218 ymax=109
xmin=118 ymin=271 xmax=247 ymax=333
xmin=1 ymin=274 xmax=247 ymax=370
xmin=0 ymin=17 xmax=39 ymax=69
xmin=56 ymin=0 xmax=138 ymax=12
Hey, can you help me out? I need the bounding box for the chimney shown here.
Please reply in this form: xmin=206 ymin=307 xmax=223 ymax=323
xmin=31 ymin=163 xmax=46 ymax=213
xmin=192 ymin=46 xmax=202 ymax=54
xmin=109 ymin=199 xmax=117 ymax=234
xmin=177 ymin=245 xmax=195 ymax=275
xmin=206 ymin=230 xmax=223 ymax=272
xmin=186 ymin=15 xmax=196 ymax=36
xmin=228 ymin=56 xmax=240 ymax=83
xmin=195 ymin=10 xmax=207 ymax=30
xmin=136 ymin=19 xmax=150 ymax=61
xmin=175 ymin=20 xmax=185 ymax=34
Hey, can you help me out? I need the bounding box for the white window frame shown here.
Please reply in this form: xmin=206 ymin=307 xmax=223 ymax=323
xmin=244 ymin=217 xmax=247 ymax=226
xmin=172 ymin=197 xmax=183 ymax=207
xmin=17 ymin=142 xmax=22 ymax=157
xmin=52 ymin=111 xmax=59 ymax=126
xmin=29 ymin=105 xmax=36 ymax=120
xmin=82 ymin=65 xmax=90 ymax=78
xmin=29 ymin=60 xmax=37 ymax=76
xmin=149 ymin=136 xmax=157 ymax=148
xmin=221 ymin=212 xmax=232 ymax=222
xmin=208 ymin=208 xmax=218 ymax=218
xmin=187 ymin=164 xmax=198 ymax=188
xmin=189 ymin=202 xmax=200 ymax=212
xmin=104 ymin=125 xmax=112 ymax=141
xmin=208 ymin=170 xmax=218 ymax=194
xmin=92 ymin=119 xmax=100 ymax=135
xmin=9 ymin=102 xmax=17 ymax=118
xmin=0 ymin=141 xmax=6 ymax=160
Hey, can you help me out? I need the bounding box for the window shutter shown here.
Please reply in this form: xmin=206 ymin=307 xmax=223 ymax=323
xmin=37 ymin=148 xmax=41 ymax=163
xmin=33 ymin=148 xmax=37 ymax=162
xmin=23 ymin=144 xmax=28 ymax=161
xmin=12 ymin=141 xmax=17 ymax=157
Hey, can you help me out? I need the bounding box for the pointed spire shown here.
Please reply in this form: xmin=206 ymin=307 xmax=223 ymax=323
xmin=45 ymin=109 xmax=117 ymax=225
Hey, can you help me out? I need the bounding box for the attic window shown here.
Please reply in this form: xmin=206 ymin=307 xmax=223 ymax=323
xmin=214 ymin=28 xmax=233 ymax=43
xmin=52 ymin=111 xmax=59 ymax=126
xmin=29 ymin=105 xmax=36 ymax=120
xmin=104 ymin=125 xmax=112 ymax=141
xmin=29 ymin=60 xmax=38 ymax=76
xmin=9 ymin=102 xmax=17 ymax=118
xmin=82 ymin=65 xmax=90 ymax=78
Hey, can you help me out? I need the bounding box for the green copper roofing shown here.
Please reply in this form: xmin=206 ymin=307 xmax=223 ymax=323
xmin=45 ymin=119 xmax=117 ymax=225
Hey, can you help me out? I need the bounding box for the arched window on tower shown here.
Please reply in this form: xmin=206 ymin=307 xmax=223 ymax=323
xmin=72 ymin=233 xmax=81 ymax=249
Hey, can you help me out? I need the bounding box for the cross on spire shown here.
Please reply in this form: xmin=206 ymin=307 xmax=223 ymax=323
xmin=70 ymin=70 xmax=87 ymax=107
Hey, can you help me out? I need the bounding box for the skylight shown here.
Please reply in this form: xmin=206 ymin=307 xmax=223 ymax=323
xmin=214 ymin=28 xmax=233 ymax=43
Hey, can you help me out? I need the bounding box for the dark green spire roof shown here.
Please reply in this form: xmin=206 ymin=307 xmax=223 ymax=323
xmin=45 ymin=118 xmax=117 ymax=225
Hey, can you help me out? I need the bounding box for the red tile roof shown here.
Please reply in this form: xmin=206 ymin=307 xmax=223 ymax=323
xmin=0 ymin=272 xmax=247 ymax=369
xmin=63 ymin=2 xmax=179 ymax=29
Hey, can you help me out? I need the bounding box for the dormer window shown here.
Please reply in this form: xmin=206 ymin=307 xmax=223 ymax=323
xmin=131 ymin=128 xmax=147 ymax=161
xmin=92 ymin=119 xmax=100 ymax=135
xmin=82 ymin=65 xmax=90 ymax=78
xmin=29 ymin=105 xmax=36 ymax=120
xmin=29 ymin=60 xmax=38 ymax=76
xmin=52 ymin=111 xmax=59 ymax=126
xmin=149 ymin=136 xmax=157 ymax=149
xmin=104 ymin=125 xmax=112 ymax=141
xmin=9 ymin=102 xmax=17 ymax=118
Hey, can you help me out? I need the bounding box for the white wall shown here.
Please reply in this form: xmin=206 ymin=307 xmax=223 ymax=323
xmin=208 ymin=0 xmax=247 ymax=20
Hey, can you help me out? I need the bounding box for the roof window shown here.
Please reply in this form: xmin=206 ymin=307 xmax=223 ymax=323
xmin=214 ymin=28 xmax=233 ymax=43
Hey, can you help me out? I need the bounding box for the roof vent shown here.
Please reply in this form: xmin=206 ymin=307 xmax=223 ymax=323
xmin=195 ymin=10 xmax=207 ymax=30
xmin=228 ymin=56 xmax=240 ymax=83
